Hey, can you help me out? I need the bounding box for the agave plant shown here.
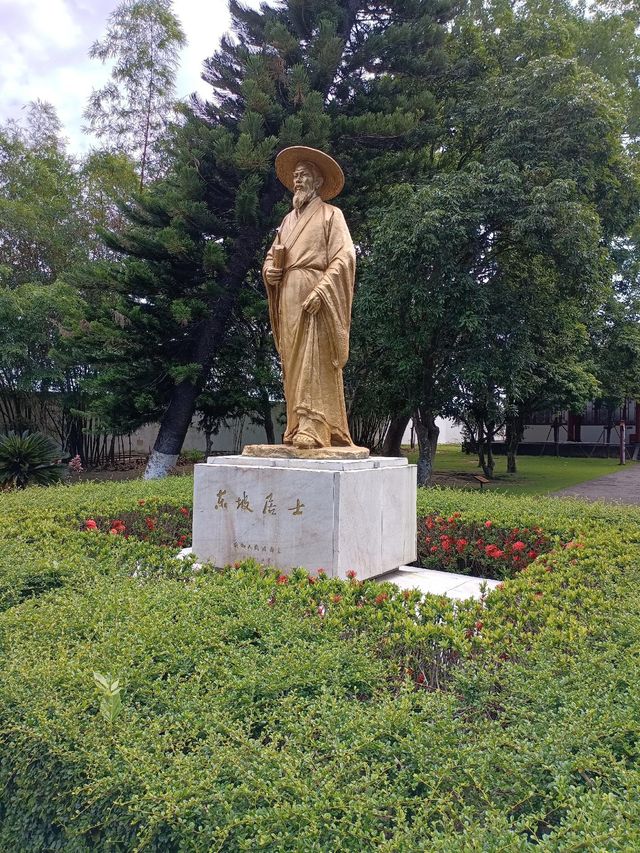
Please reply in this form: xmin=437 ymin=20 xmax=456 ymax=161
xmin=0 ymin=432 xmax=67 ymax=489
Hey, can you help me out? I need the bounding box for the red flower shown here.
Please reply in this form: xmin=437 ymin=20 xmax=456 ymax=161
xmin=485 ymin=544 xmax=504 ymax=558
xmin=528 ymin=550 xmax=538 ymax=560
xmin=179 ymin=507 xmax=189 ymax=516
xmin=512 ymin=541 xmax=526 ymax=551
xmin=484 ymin=520 xmax=493 ymax=528
xmin=276 ymin=574 xmax=288 ymax=585
xmin=109 ymin=520 xmax=126 ymax=535
xmin=430 ymin=546 xmax=438 ymax=554
xmin=177 ymin=534 xmax=187 ymax=546
xmin=145 ymin=517 xmax=156 ymax=531
xmin=138 ymin=500 xmax=146 ymax=506
xmin=308 ymin=576 xmax=316 ymax=585
xmin=84 ymin=519 xmax=98 ymax=530
xmin=374 ymin=592 xmax=389 ymax=605
xmin=346 ymin=569 xmax=357 ymax=579
xmin=456 ymin=538 xmax=468 ymax=553
xmin=316 ymin=568 xmax=326 ymax=576
xmin=475 ymin=620 xmax=484 ymax=631
xmin=416 ymin=672 xmax=427 ymax=685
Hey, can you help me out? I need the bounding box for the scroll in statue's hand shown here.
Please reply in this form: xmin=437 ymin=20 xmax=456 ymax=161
xmin=265 ymin=267 xmax=283 ymax=286
xmin=302 ymin=291 xmax=322 ymax=315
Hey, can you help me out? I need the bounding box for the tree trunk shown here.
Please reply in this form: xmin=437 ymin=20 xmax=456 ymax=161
xmin=414 ymin=407 xmax=439 ymax=487
xmin=145 ymin=379 xmax=200 ymax=478
xmin=382 ymin=413 xmax=410 ymax=457
xmin=505 ymin=411 xmax=525 ymax=474
xmin=262 ymin=398 xmax=276 ymax=444
xmin=477 ymin=420 xmax=495 ymax=479
xmin=484 ymin=422 xmax=495 ymax=478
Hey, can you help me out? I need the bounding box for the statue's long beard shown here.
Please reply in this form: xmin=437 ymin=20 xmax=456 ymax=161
xmin=293 ymin=188 xmax=316 ymax=211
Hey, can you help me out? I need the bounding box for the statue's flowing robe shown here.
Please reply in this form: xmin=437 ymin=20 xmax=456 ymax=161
xmin=263 ymin=196 xmax=356 ymax=447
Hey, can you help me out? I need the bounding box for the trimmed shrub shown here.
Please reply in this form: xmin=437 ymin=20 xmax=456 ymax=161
xmin=1 ymin=480 xmax=640 ymax=849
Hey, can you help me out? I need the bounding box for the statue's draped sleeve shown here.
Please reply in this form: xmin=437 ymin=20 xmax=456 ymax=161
xmin=313 ymin=206 xmax=356 ymax=368
xmin=262 ymin=237 xmax=282 ymax=354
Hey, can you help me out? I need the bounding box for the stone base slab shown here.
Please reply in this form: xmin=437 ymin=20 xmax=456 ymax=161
xmin=242 ymin=444 xmax=370 ymax=460
xmin=192 ymin=456 xmax=417 ymax=579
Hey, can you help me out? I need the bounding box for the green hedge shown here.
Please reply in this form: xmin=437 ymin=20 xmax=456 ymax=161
xmin=1 ymin=480 xmax=640 ymax=849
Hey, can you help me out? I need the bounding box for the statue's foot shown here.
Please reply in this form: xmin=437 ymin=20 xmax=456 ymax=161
xmin=292 ymin=433 xmax=318 ymax=449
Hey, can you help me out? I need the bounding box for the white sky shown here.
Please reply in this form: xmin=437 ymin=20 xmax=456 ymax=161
xmin=0 ymin=0 xmax=262 ymax=153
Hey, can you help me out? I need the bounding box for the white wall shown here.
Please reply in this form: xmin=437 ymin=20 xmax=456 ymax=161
xmin=402 ymin=418 xmax=464 ymax=446
xmin=131 ymin=405 xmax=285 ymax=455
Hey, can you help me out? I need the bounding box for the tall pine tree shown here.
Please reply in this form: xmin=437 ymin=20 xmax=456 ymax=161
xmin=80 ymin=0 xmax=457 ymax=477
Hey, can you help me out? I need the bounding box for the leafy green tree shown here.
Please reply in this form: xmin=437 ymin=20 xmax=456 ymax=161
xmin=357 ymin=54 xmax=638 ymax=484
xmin=84 ymin=0 xmax=186 ymax=189
xmin=0 ymin=102 xmax=88 ymax=286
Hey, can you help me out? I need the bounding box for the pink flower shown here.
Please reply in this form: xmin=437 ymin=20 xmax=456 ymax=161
xmin=85 ymin=519 xmax=98 ymax=530
xmin=346 ymin=569 xmax=357 ymax=579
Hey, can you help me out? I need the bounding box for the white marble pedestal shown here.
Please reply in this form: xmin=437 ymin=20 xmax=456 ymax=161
xmin=192 ymin=455 xmax=417 ymax=580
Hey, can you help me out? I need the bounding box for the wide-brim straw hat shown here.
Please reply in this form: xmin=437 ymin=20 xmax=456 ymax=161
xmin=275 ymin=146 xmax=345 ymax=201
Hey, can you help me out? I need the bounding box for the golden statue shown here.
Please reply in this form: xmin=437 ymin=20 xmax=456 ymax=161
xmin=256 ymin=146 xmax=365 ymax=455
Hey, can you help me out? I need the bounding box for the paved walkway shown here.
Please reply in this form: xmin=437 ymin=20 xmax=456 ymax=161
xmin=552 ymin=463 xmax=640 ymax=505
xmin=380 ymin=566 xmax=499 ymax=600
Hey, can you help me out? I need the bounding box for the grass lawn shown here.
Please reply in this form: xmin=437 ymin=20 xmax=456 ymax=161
xmin=406 ymin=443 xmax=634 ymax=496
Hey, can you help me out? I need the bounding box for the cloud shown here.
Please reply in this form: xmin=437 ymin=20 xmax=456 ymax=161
xmin=173 ymin=0 xmax=232 ymax=102
xmin=0 ymin=0 xmax=267 ymax=152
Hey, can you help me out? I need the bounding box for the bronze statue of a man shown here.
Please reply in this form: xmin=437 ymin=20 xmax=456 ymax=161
xmin=263 ymin=146 xmax=357 ymax=450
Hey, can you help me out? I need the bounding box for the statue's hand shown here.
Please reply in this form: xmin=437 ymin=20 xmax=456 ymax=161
xmin=303 ymin=291 xmax=322 ymax=315
xmin=265 ymin=266 xmax=283 ymax=286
